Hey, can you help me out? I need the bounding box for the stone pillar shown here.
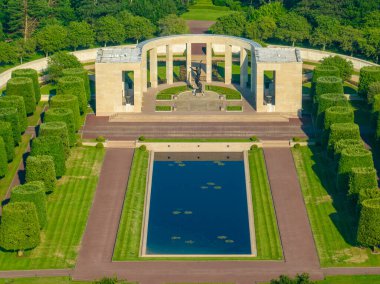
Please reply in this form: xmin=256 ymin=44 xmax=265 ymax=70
xmin=133 ymin=67 xmax=143 ymax=113
xmin=240 ymin=47 xmax=248 ymax=88
xmin=251 ymin=49 xmax=256 ymax=93
xmin=141 ymin=51 xmax=148 ymax=92
xmin=150 ymin=48 xmax=158 ymax=88
xmin=166 ymin=44 xmax=173 ymax=85
xmin=206 ymin=42 xmax=212 ymax=83
xmin=186 ymin=43 xmax=192 ymax=82
xmin=225 ymin=44 xmax=232 ymax=85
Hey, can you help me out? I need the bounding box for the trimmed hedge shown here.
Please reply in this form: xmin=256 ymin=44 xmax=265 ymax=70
xmin=358 ymin=188 xmax=380 ymax=205
xmin=315 ymin=76 xmax=344 ymax=97
xmin=12 ymin=68 xmax=41 ymax=103
xmin=0 ymin=137 xmax=7 ymax=178
xmin=367 ymin=81 xmax=380 ymax=104
xmin=348 ymin=167 xmax=378 ymax=196
xmin=0 ymin=121 xmax=15 ymax=162
xmin=26 ymin=155 xmax=56 ymax=193
xmin=30 ymin=136 xmax=66 ymax=177
xmin=62 ymin=68 xmax=91 ymax=102
xmin=49 ymin=95 xmax=81 ymax=131
xmin=337 ymin=147 xmax=374 ymax=191
xmin=39 ymin=122 xmax=70 ymax=159
xmin=0 ymin=107 xmax=21 ymax=145
xmin=6 ymin=77 xmax=36 ymax=114
xmin=327 ymin=123 xmax=360 ymax=151
xmin=376 ymin=113 xmax=380 ymax=142
xmin=11 ymin=181 xmax=47 ymax=228
xmin=373 ymin=94 xmax=380 ymax=115
xmin=312 ymin=65 xmax=340 ymax=96
xmin=56 ymin=76 xmax=87 ymax=113
xmin=324 ymin=106 xmax=354 ymax=130
xmin=44 ymin=108 xmax=76 ymax=146
xmin=358 ymin=66 xmax=380 ymax=98
xmin=0 ymin=96 xmax=28 ymax=133
xmin=357 ymin=198 xmax=380 ymax=248
xmin=316 ymin=93 xmax=348 ymax=128
xmin=0 ymin=202 xmax=40 ymax=252
xmin=333 ymin=139 xmax=364 ymax=161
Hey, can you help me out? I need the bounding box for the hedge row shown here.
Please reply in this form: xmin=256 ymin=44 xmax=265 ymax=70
xmin=316 ymin=93 xmax=348 ymax=129
xmin=324 ymin=106 xmax=354 ymax=130
xmin=6 ymin=77 xmax=36 ymax=115
xmin=26 ymin=155 xmax=57 ymax=193
xmin=56 ymin=76 xmax=87 ymax=113
xmin=30 ymin=136 xmax=66 ymax=177
xmin=12 ymin=68 xmax=41 ymax=103
xmin=49 ymin=95 xmax=81 ymax=131
xmin=349 ymin=167 xmax=378 ymax=196
xmin=44 ymin=108 xmax=76 ymax=146
xmin=0 ymin=137 xmax=7 ymax=178
xmin=315 ymin=76 xmax=344 ymax=97
xmin=62 ymin=68 xmax=91 ymax=102
xmin=11 ymin=181 xmax=47 ymax=228
xmin=0 ymin=121 xmax=15 ymax=161
xmin=0 ymin=96 xmax=28 ymax=133
xmin=358 ymin=66 xmax=380 ymax=98
xmin=333 ymin=139 xmax=364 ymax=162
xmin=311 ymin=66 xmax=340 ymax=96
xmin=39 ymin=122 xmax=70 ymax=158
xmin=0 ymin=107 xmax=21 ymax=145
xmin=357 ymin=198 xmax=380 ymax=247
xmin=358 ymin=188 xmax=380 ymax=205
xmin=327 ymin=123 xmax=360 ymax=152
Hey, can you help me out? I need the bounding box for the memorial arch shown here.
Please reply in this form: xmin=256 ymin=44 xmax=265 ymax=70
xmin=95 ymin=34 xmax=302 ymax=116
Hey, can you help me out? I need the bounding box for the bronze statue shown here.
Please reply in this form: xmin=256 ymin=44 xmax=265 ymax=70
xmin=190 ymin=61 xmax=203 ymax=94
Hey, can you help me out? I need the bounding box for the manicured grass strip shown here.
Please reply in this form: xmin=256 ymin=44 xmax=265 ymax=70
xmin=0 ymin=146 xmax=105 ymax=270
xmin=156 ymin=94 xmax=172 ymax=100
xmin=206 ymin=85 xmax=242 ymax=100
xmin=157 ymin=86 xmax=188 ymax=95
xmin=226 ymin=105 xmax=242 ymax=111
xmin=292 ymin=146 xmax=380 ymax=267
xmin=113 ymin=149 xmax=149 ymax=260
xmin=0 ymin=277 xmax=136 ymax=284
xmin=249 ymin=149 xmax=282 ymax=260
xmin=155 ymin=105 xmax=172 ymax=112
xmin=113 ymin=148 xmax=281 ymax=261
xmin=0 ymin=135 xmax=31 ymax=199
xmin=141 ymin=138 xmax=255 ymax=142
xmin=319 ymin=275 xmax=380 ymax=284
xmin=27 ymin=101 xmax=47 ymax=126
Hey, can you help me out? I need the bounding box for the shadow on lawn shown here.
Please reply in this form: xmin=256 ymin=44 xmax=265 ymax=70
xmin=309 ymin=146 xmax=359 ymax=247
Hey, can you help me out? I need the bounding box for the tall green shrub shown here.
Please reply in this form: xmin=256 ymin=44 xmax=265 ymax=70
xmin=39 ymin=122 xmax=70 ymax=158
xmin=12 ymin=69 xmax=41 ymax=103
xmin=0 ymin=96 xmax=27 ymax=133
xmin=56 ymin=76 xmax=87 ymax=113
xmin=49 ymin=95 xmax=81 ymax=131
xmin=324 ymin=106 xmax=354 ymax=130
xmin=327 ymin=123 xmax=361 ymax=151
xmin=26 ymin=155 xmax=56 ymax=193
xmin=373 ymin=94 xmax=380 ymax=115
xmin=11 ymin=181 xmax=47 ymax=228
xmin=0 ymin=107 xmax=21 ymax=145
xmin=311 ymin=65 xmax=340 ymax=96
xmin=62 ymin=68 xmax=91 ymax=102
xmin=337 ymin=147 xmax=374 ymax=191
xmin=316 ymin=93 xmax=348 ymax=128
xmin=44 ymin=108 xmax=76 ymax=146
xmin=357 ymin=198 xmax=380 ymax=248
xmin=358 ymin=66 xmax=380 ymax=98
xmin=358 ymin=188 xmax=380 ymax=205
xmin=0 ymin=121 xmax=15 ymax=161
xmin=0 ymin=137 xmax=7 ymax=178
xmin=30 ymin=136 xmax=66 ymax=177
xmin=315 ymin=76 xmax=344 ymax=97
xmin=367 ymin=82 xmax=380 ymax=104
xmin=6 ymin=77 xmax=36 ymax=114
xmin=348 ymin=167 xmax=378 ymax=196
xmin=0 ymin=202 xmax=40 ymax=255
xmin=333 ymin=139 xmax=364 ymax=161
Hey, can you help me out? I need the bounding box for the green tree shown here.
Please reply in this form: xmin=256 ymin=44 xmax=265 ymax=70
xmin=360 ymin=28 xmax=380 ymax=63
xmin=158 ymin=14 xmax=189 ymax=36
xmin=363 ymin=11 xmax=380 ymax=28
xmin=118 ymin=12 xmax=156 ymax=43
xmin=0 ymin=202 xmax=40 ymax=256
xmin=0 ymin=42 xmax=17 ymax=65
xmin=275 ymin=12 xmax=311 ymax=46
xmin=95 ymin=15 xmax=125 ymax=47
xmin=67 ymin=21 xmax=94 ymax=51
xmin=47 ymin=0 xmax=75 ymax=24
xmin=246 ymin=16 xmax=276 ymax=41
xmin=210 ymin=13 xmax=247 ymax=37
xmin=338 ymin=25 xmax=362 ymax=56
xmin=13 ymin=38 xmax=36 ymax=64
xmin=368 ymin=82 xmax=380 ymax=104
xmin=127 ymin=0 xmax=179 ymax=24
xmin=247 ymin=2 xmax=286 ymax=22
xmin=36 ymin=24 xmax=68 ymax=56
xmin=320 ymin=56 xmax=354 ymax=82
xmin=311 ymin=15 xmax=340 ymax=51
xmin=47 ymin=51 xmax=82 ymax=83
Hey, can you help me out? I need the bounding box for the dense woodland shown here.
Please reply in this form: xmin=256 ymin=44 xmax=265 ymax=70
xmin=0 ymin=0 xmax=379 ymax=66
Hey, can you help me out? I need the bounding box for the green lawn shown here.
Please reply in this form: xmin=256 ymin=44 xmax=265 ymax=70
xmin=40 ymin=83 xmax=57 ymax=96
xmin=216 ymin=61 xmax=251 ymax=84
xmin=140 ymin=138 xmax=257 ymax=142
xmin=113 ymin=148 xmax=282 ymax=261
xmin=155 ymin=105 xmax=172 ymax=112
xmin=28 ymin=101 xmax=47 ymax=126
xmin=292 ymin=146 xmax=380 ymax=267
xmin=205 ymin=85 xmax=241 ymax=100
xmin=181 ymin=0 xmax=234 ymax=21
xmin=319 ymin=275 xmax=380 ymax=284
xmin=0 ymin=146 xmax=105 ymax=270
xmin=0 ymin=135 xmax=31 ymax=199
xmin=0 ymin=277 xmax=136 ymax=284
xmin=148 ymin=61 xmax=183 ymax=83
xmin=226 ymin=105 xmax=242 ymax=111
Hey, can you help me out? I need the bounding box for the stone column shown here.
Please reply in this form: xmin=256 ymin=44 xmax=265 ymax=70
xmin=225 ymin=44 xmax=232 ymax=85
xmin=133 ymin=67 xmax=143 ymax=113
xmin=166 ymin=44 xmax=173 ymax=85
xmin=186 ymin=43 xmax=192 ymax=82
xmin=251 ymin=49 xmax=256 ymax=93
xmin=150 ymin=48 xmax=158 ymax=88
xmin=240 ymin=47 xmax=248 ymax=88
xmin=206 ymin=42 xmax=212 ymax=83
xmin=141 ymin=51 xmax=148 ymax=92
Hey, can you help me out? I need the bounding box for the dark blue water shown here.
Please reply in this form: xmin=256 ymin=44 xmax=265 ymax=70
xmin=146 ymin=159 xmax=251 ymax=255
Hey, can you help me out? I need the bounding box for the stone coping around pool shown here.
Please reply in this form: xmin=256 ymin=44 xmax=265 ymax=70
xmin=140 ymin=150 xmax=257 ymax=258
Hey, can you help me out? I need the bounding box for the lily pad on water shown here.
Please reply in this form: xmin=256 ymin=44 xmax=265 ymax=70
xmin=184 ymin=211 xmax=193 ymax=215
xmin=200 ymin=186 xmax=208 ymax=189
xmin=178 ymin=163 xmax=186 ymax=167
xmin=172 ymin=211 xmax=182 ymax=215
xmin=217 ymin=236 xmax=228 ymax=240
xmin=207 ymin=182 xmax=215 ymax=186
xmin=225 ymin=239 xmax=235 ymax=243
xmin=185 ymin=240 xmax=195 ymax=244
xmin=214 ymin=186 xmax=222 ymax=190
xmin=171 ymin=236 xmax=181 ymax=240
